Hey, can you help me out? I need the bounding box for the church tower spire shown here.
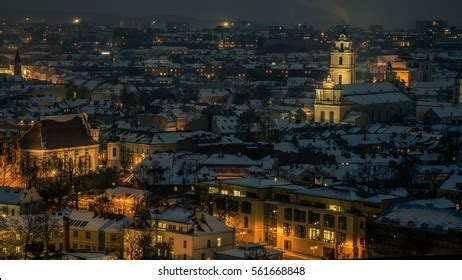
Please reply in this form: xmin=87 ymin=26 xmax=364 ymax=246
xmin=14 ymin=48 xmax=22 ymax=79
xmin=329 ymin=27 xmax=356 ymax=85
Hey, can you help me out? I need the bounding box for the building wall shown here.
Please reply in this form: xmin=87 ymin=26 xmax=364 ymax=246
xmin=200 ymin=182 xmax=369 ymax=259
xmin=314 ymin=104 xmax=351 ymax=124
xmin=123 ymin=227 xmax=234 ymax=260
xmin=68 ymin=227 xmax=123 ymax=253
xmin=106 ymin=142 xmax=151 ymax=169
xmin=0 ymin=203 xmax=20 ymax=217
xmin=276 ymin=203 xmax=366 ymax=259
xmin=20 ymin=145 xmax=99 ymax=174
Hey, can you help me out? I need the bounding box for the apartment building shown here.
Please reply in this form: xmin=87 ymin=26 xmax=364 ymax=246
xmin=197 ymin=178 xmax=396 ymax=259
xmin=123 ymin=206 xmax=234 ymax=260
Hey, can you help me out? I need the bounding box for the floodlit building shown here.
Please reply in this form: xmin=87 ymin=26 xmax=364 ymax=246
xmin=19 ymin=113 xmax=99 ymax=175
xmin=123 ymin=206 xmax=234 ymax=260
xmin=214 ymin=243 xmax=283 ymax=260
xmin=329 ymin=28 xmax=356 ymax=85
xmin=368 ymin=204 xmax=462 ymax=258
xmin=0 ymin=186 xmax=42 ymax=217
xmin=314 ymin=29 xmax=415 ymax=125
xmin=63 ymin=210 xmax=132 ymax=254
xmin=197 ymin=178 xmax=395 ymax=259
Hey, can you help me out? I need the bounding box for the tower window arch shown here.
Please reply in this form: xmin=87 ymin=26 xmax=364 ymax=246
xmin=338 ymin=74 xmax=343 ymax=85
xmin=340 ymin=42 xmax=344 ymax=51
xmin=329 ymin=112 xmax=335 ymax=124
xmin=320 ymin=111 xmax=325 ymax=123
xmin=339 ymin=57 xmax=343 ymax=65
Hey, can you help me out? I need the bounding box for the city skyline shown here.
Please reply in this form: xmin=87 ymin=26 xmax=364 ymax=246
xmin=0 ymin=1 xmax=461 ymax=262
xmin=2 ymin=0 xmax=462 ymax=28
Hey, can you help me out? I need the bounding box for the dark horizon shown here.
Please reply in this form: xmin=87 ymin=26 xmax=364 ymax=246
xmin=1 ymin=0 xmax=462 ymax=28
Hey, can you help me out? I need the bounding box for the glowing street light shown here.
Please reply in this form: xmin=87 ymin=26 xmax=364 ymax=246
xmin=310 ymin=245 xmax=318 ymax=256
xmin=72 ymin=18 xmax=81 ymax=25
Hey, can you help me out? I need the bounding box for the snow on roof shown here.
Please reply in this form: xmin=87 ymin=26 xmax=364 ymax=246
xmin=67 ymin=210 xmax=132 ymax=233
xmin=403 ymin=198 xmax=455 ymax=209
xmin=0 ymin=187 xmax=27 ymax=205
xmin=104 ymin=187 xmax=150 ymax=199
xmin=341 ymin=111 xmax=366 ymax=124
xmin=135 ymin=152 xmax=211 ymax=185
xmin=274 ymin=142 xmax=299 ymax=153
xmin=246 ymin=166 xmax=267 ymax=173
xmin=340 ymin=134 xmax=391 ymax=146
xmin=203 ymin=154 xmax=257 ymax=166
xmin=212 ymin=115 xmax=238 ymax=134
xmin=149 ymin=206 xmax=232 ymax=235
xmin=218 ymin=177 xmax=293 ymax=189
xmin=429 ymin=104 xmax=462 ymax=119
xmin=151 ymin=131 xmax=214 ymax=145
xmin=150 ymin=206 xmax=193 ymax=224
xmin=345 ymin=91 xmax=411 ymax=105
xmin=379 ymin=204 xmax=462 ymax=232
xmin=342 ymin=82 xmax=400 ymax=95
xmin=294 ymin=187 xmax=361 ymax=201
xmin=216 ymin=245 xmax=282 ymax=259
xmin=440 ymin=173 xmax=462 ymax=192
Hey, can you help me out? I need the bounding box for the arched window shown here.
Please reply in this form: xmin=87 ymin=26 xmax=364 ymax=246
xmin=338 ymin=74 xmax=343 ymax=85
xmin=329 ymin=112 xmax=335 ymax=124
xmin=340 ymin=42 xmax=344 ymax=51
xmin=339 ymin=57 xmax=343 ymax=65
xmin=320 ymin=111 xmax=325 ymax=123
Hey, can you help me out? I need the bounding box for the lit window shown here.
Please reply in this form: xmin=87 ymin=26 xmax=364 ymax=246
xmin=328 ymin=204 xmax=344 ymax=212
xmin=233 ymin=190 xmax=241 ymax=197
xmin=308 ymin=228 xmax=320 ymax=240
xmin=217 ymin=238 xmax=222 ymax=247
xmin=323 ymin=230 xmax=335 ymax=243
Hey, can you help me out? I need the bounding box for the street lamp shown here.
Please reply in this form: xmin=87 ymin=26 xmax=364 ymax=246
xmin=310 ymin=245 xmax=317 ymax=256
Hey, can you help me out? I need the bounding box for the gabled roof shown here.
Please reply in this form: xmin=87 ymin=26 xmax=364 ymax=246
xmin=378 ymin=204 xmax=462 ymax=232
xmin=0 ymin=186 xmax=41 ymax=205
xmin=0 ymin=186 xmax=26 ymax=205
xmin=19 ymin=113 xmax=96 ymax=150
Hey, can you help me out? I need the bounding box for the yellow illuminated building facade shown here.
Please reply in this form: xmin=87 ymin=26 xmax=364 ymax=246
xmin=329 ymin=29 xmax=356 ymax=85
xmin=64 ymin=210 xmax=128 ymax=255
xmin=198 ymin=179 xmax=392 ymax=259
xmin=123 ymin=208 xmax=234 ymax=260
xmin=314 ymin=29 xmax=414 ymax=125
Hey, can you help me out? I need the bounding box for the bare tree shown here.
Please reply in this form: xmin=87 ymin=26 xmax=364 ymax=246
xmin=6 ymin=213 xmax=41 ymax=259
xmin=36 ymin=213 xmax=61 ymax=259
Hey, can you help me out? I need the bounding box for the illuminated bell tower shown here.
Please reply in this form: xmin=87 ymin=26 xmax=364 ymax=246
xmin=329 ymin=27 xmax=356 ymax=85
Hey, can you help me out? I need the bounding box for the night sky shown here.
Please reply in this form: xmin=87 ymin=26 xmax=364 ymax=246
xmin=2 ymin=0 xmax=462 ymax=27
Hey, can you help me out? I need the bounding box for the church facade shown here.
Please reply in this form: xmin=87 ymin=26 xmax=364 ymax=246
xmin=314 ymin=29 xmax=415 ymax=125
xmin=19 ymin=113 xmax=99 ymax=177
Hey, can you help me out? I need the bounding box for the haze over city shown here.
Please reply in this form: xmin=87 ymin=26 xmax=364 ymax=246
xmin=2 ymin=0 xmax=462 ymax=27
xmin=0 ymin=0 xmax=461 ymax=263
